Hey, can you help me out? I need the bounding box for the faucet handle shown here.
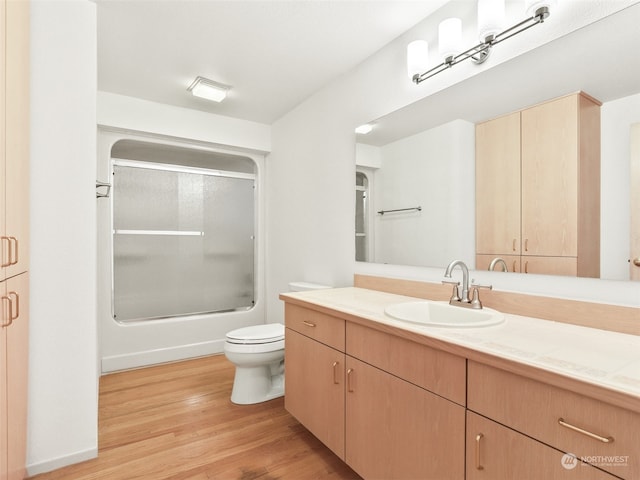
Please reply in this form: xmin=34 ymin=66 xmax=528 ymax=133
xmin=469 ymin=281 xmax=492 ymax=309
xmin=470 ymin=281 xmax=493 ymax=290
xmin=442 ymin=280 xmax=461 ymax=303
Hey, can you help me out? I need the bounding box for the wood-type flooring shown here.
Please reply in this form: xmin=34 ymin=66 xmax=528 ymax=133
xmin=29 ymin=355 xmax=361 ymax=480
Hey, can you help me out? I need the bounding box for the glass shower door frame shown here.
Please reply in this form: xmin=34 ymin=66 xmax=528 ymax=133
xmin=110 ymin=158 xmax=257 ymax=322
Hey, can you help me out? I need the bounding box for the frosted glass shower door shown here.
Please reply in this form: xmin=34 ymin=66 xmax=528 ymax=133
xmin=112 ymin=160 xmax=255 ymax=322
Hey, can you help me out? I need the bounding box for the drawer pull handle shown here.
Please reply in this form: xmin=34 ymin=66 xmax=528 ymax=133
xmin=302 ymin=320 xmax=316 ymax=327
xmin=558 ymin=418 xmax=614 ymax=443
xmin=475 ymin=433 xmax=484 ymax=470
xmin=332 ymin=361 xmax=339 ymax=384
xmin=347 ymin=368 xmax=354 ymax=392
xmin=512 ymin=239 xmax=516 ymax=252
xmin=9 ymin=237 xmax=18 ymax=265
xmin=1 ymin=295 xmax=14 ymax=327
xmin=1 ymin=236 xmax=11 ymax=268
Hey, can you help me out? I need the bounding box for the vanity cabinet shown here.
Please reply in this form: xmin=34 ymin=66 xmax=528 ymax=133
xmin=284 ymin=304 xmax=466 ymax=479
xmin=284 ymin=305 xmax=346 ymax=459
xmin=476 ymin=92 xmax=600 ymax=277
xmin=466 ymin=411 xmax=617 ymax=479
xmin=468 ymin=361 xmax=639 ymax=479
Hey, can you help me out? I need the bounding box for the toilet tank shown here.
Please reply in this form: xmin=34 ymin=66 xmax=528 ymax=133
xmin=288 ymin=281 xmax=331 ymax=292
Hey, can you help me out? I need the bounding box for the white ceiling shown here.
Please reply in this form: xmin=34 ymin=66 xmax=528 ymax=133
xmin=97 ymin=0 xmax=449 ymax=124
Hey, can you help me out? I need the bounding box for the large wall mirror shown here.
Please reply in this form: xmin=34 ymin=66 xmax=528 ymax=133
xmin=355 ymin=3 xmax=640 ymax=282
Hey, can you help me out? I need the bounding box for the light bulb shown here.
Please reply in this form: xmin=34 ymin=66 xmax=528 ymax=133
xmin=478 ymin=0 xmax=505 ymax=43
xmin=439 ymin=18 xmax=462 ymax=62
xmin=407 ymin=40 xmax=429 ymax=80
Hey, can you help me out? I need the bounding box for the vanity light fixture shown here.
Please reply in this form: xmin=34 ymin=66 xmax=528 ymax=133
xmin=188 ymin=76 xmax=231 ymax=103
xmin=355 ymin=123 xmax=374 ymax=135
xmin=408 ymin=0 xmax=555 ymax=84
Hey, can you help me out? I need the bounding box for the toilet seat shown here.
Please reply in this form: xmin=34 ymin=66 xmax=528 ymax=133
xmin=225 ymin=323 xmax=284 ymax=345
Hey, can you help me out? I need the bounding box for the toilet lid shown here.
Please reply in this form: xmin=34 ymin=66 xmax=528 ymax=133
xmin=226 ymin=323 xmax=285 ymax=344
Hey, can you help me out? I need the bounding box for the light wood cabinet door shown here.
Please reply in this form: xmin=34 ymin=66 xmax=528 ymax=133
xmin=521 ymin=94 xmax=579 ymax=257
xmin=476 ymin=112 xmax=521 ymax=256
xmin=0 ymin=290 xmax=6 ymax=480
xmin=1 ymin=0 xmax=29 ymax=279
xmin=0 ymin=0 xmax=5 ymax=284
xmin=467 ymin=411 xmax=616 ymax=480
xmin=284 ymin=328 xmax=345 ymax=459
xmin=345 ymin=356 xmax=465 ymax=480
xmin=1 ymin=273 xmax=29 ymax=480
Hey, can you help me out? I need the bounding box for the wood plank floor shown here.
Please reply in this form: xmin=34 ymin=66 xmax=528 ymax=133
xmin=29 ymin=355 xmax=361 ymax=480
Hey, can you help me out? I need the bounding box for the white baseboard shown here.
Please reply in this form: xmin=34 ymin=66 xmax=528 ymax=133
xmin=101 ymin=339 xmax=226 ymax=373
xmin=27 ymin=446 xmax=98 ymax=477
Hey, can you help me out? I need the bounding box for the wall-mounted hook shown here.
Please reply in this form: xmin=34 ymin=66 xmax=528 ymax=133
xmin=96 ymin=180 xmax=111 ymax=198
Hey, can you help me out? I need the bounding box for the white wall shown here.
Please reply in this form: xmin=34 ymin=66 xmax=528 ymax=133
xmin=601 ymin=92 xmax=640 ymax=280
xmin=266 ymin=88 xmax=355 ymax=320
xmin=28 ymin=0 xmax=98 ymax=475
xmin=372 ymin=120 xmax=475 ymax=267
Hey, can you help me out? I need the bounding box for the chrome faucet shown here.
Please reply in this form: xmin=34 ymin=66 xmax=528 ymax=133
xmin=443 ymin=260 xmax=470 ymax=304
xmin=488 ymin=257 xmax=509 ymax=272
xmin=442 ymin=260 xmax=492 ymax=309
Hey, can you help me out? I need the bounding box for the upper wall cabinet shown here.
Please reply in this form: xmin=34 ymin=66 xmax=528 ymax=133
xmin=1 ymin=0 xmax=30 ymax=281
xmin=476 ymin=92 xmax=601 ymax=277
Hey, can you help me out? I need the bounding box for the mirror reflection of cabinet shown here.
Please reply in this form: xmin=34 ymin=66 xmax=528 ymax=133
xmin=476 ymin=92 xmax=601 ymax=277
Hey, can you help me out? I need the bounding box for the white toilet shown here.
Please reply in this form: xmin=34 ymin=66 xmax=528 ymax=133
xmin=224 ymin=281 xmax=330 ymax=405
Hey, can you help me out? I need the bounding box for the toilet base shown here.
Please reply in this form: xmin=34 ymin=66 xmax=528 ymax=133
xmin=230 ymin=363 xmax=284 ymax=405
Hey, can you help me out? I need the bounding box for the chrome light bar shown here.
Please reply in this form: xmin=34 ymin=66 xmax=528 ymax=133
xmin=412 ymin=6 xmax=550 ymax=84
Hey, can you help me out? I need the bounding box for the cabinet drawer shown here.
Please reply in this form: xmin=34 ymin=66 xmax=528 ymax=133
xmin=467 ymin=411 xmax=616 ymax=479
xmin=468 ymin=361 xmax=639 ymax=479
xmin=346 ymin=322 xmax=466 ymax=405
xmin=521 ymin=255 xmax=577 ymax=276
xmin=285 ymin=304 xmax=345 ymax=351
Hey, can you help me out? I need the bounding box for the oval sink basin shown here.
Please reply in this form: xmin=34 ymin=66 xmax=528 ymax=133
xmin=384 ymin=301 xmax=505 ymax=328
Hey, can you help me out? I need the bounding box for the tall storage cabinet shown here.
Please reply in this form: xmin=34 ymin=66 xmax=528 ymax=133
xmin=1 ymin=0 xmax=30 ymax=479
xmin=476 ymin=92 xmax=600 ymax=277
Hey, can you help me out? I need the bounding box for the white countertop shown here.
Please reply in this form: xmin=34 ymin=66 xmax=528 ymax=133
xmin=281 ymin=287 xmax=640 ymax=401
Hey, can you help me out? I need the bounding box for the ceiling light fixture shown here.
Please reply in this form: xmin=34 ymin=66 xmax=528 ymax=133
xmin=355 ymin=124 xmax=374 ymax=135
xmin=187 ymin=76 xmax=231 ymax=103
xmin=408 ymin=0 xmax=555 ymax=84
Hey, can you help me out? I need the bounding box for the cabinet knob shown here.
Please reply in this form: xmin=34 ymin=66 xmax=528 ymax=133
xmin=632 ymin=258 xmax=640 ymax=267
